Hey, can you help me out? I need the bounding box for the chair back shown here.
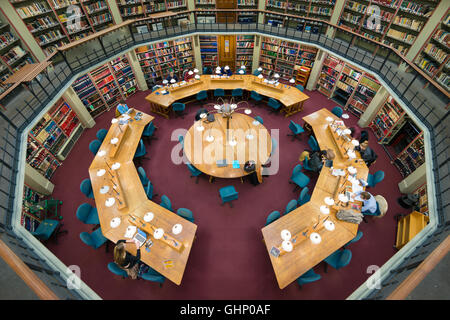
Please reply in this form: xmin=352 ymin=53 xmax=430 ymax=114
xmin=80 ymin=179 xmax=93 ymax=198
xmin=265 ymin=211 xmax=281 ymax=226
xmin=308 ymin=135 xmax=320 ymax=152
xmin=289 ymin=120 xmax=297 ymax=133
xmin=331 ymin=106 xmax=343 ymax=118
xmin=89 ymin=140 xmax=101 ymax=155
xmin=173 ymin=102 xmax=185 ymax=111
xmin=374 ymin=195 xmax=388 ymax=218
xmin=254 ymin=116 xmax=263 ymax=124
xmin=297 ymin=187 xmax=310 ymax=206
xmin=96 ymin=129 xmax=108 ymax=142
xmin=285 ymin=199 xmax=298 ymax=214
xmin=250 ymin=90 xmax=260 ymax=99
xmin=296 ymin=84 xmax=304 ymax=92
xmin=291 ymin=164 xmax=303 ymax=178
xmin=337 ymin=249 xmax=352 ymax=268
xmin=187 ymin=163 xmax=201 ymax=176
xmin=108 ymin=262 xmax=128 ymax=278
xmin=138 ymin=167 xmax=149 ymax=186
xmin=373 ymin=171 xmax=385 ymax=185
xmin=160 ymin=195 xmax=172 ymax=211
xmin=232 ymin=88 xmax=243 ymax=96
xmin=145 ymin=182 xmax=154 ymax=200
xmin=177 ymin=208 xmax=194 ymax=222
xmin=76 ymin=203 xmax=93 ymax=223
xmin=134 ymin=139 xmax=146 ymax=158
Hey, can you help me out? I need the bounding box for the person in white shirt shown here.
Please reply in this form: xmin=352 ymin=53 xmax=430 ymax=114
xmin=356 ymin=191 xmax=378 ymax=215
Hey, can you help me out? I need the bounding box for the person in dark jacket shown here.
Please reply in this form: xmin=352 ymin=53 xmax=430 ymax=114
xmin=309 ymin=149 xmax=335 ymax=172
xmin=113 ymin=239 xmax=141 ymax=279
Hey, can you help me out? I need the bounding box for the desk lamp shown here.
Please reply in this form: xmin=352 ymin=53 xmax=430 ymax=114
xmin=324 ymin=220 xmax=335 ymax=231
xmin=342 ymin=113 xmax=349 ymax=119
xmin=338 ymin=193 xmax=349 ymax=207
xmin=170 ymin=78 xmax=176 ymax=86
xmin=273 ymin=73 xmax=280 ymax=86
xmin=238 ymin=69 xmax=244 ymax=75
xmin=281 ymin=229 xmax=291 ymax=241
xmin=257 ymin=67 xmax=263 ymax=72
xmin=310 ymin=232 xmax=321 ymax=244
xmin=194 ymin=74 xmax=200 ymax=80
xmin=193 ymin=68 xmax=199 ymax=73
xmin=289 ymin=78 xmax=295 ymax=89
xmin=172 ymin=223 xmax=183 ymax=235
xmin=162 ymin=79 xmax=168 ymax=86
xmin=240 ymin=65 xmax=246 ymax=70
xmin=258 ymin=74 xmax=264 ymax=82
xmin=282 ymin=240 xmax=293 ymax=252
xmin=320 ymin=205 xmax=330 ymax=214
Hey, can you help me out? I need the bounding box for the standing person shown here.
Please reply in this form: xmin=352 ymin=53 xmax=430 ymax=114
xmin=113 ymin=239 xmax=143 ymax=279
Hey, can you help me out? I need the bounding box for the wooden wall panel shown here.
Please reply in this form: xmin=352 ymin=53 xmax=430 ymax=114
xmin=218 ymin=35 xmax=236 ymax=71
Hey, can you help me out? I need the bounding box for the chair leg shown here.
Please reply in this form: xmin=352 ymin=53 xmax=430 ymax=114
xmin=293 ymin=185 xmax=300 ymax=192
xmin=195 ymin=176 xmax=199 ymax=184
xmin=105 ymin=241 xmax=110 ymax=253
xmin=229 ymin=201 xmax=233 ymax=208
xmin=324 ymin=263 xmax=328 ymax=273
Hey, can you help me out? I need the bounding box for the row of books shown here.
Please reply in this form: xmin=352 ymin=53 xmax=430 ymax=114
xmin=15 ymin=2 xmax=50 ymax=19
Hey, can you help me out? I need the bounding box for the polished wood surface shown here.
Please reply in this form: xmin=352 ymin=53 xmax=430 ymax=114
xmin=0 ymin=238 xmax=59 ymax=300
xmin=184 ymin=112 xmax=272 ymax=179
xmin=145 ymin=75 xmax=309 ymax=118
xmin=261 ymin=108 xmax=368 ymax=289
xmin=89 ymin=110 xmax=197 ymax=285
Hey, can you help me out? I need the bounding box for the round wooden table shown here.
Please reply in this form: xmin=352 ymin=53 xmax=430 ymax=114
xmin=183 ymin=112 xmax=272 ymax=179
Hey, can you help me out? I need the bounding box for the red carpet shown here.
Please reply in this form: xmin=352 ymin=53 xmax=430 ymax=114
xmin=46 ymin=89 xmax=409 ymax=299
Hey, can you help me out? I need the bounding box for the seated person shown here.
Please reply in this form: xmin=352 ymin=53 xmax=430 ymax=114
xmin=116 ymin=99 xmax=132 ymax=117
xmin=195 ymin=108 xmax=208 ymax=121
xmin=354 ymin=191 xmax=378 ymax=216
xmin=357 ymin=141 xmax=377 ymax=167
xmin=166 ymin=69 xmax=178 ymax=83
xmin=222 ymin=66 xmax=232 ymax=77
xmin=309 ymin=149 xmax=335 ymax=172
xmin=113 ymin=239 xmax=142 ymax=279
xmin=184 ymin=70 xmax=195 ymax=82
xmin=359 ymin=130 xmax=369 ymax=144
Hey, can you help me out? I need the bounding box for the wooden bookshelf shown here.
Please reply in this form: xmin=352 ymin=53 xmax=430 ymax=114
xmin=237 ymin=0 xmax=257 ymax=23
xmin=392 ymin=132 xmax=424 ymax=178
xmin=337 ymin=0 xmax=440 ymax=56
xmin=369 ymin=95 xmax=407 ymax=144
xmin=110 ymin=54 xmax=139 ymax=99
xmin=21 ymin=184 xmax=45 ymax=232
xmin=236 ymin=35 xmax=254 ymax=70
xmin=414 ymin=10 xmax=449 ymax=92
xmin=135 ymin=36 xmax=194 ymax=85
xmin=317 ymin=54 xmax=342 ymax=97
xmin=199 ymin=35 xmax=218 ymax=67
xmin=266 ymin=0 xmax=336 ymax=26
xmin=413 ymin=183 xmax=428 ymax=216
xmin=346 ymin=73 xmax=381 ymax=117
xmin=395 ymin=210 xmax=429 ymax=250
xmin=0 ymin=16 xmax=35 ymax=95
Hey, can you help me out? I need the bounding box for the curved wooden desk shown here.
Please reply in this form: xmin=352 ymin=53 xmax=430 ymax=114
xmin=88 ymin=110 xmax=197 ymax=285
xmin=184 ymin=113 xmax=272 ymax=179
xmin=261 ymin=108 xmax=368 ymax=289
xmin=145 ymin=75 xmax=309 ymax=119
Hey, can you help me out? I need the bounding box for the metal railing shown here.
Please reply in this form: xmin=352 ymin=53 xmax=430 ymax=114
xmin=0 ymin=15 xmax=448 ymax=300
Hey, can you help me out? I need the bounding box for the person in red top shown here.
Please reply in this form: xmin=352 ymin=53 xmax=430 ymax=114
xmin=184 ymin=70 xmax=195 ymax=82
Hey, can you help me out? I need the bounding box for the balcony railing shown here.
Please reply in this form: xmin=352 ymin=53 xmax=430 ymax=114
xmin=0 ymin=11 xmax=448 ymax=300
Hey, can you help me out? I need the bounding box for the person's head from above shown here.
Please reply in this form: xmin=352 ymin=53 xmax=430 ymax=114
xmin=349 ymin=127 xmax=355 ymax=137
xmin=360 ymin=192 xmax=371 ymax=200
xmin=325 ymin=148 xmax=335 ymax=160
xmin=120 ymin=99 xmax=126 ymax=105
xmin=113 ymin=242 xmax=126 ymax=265
xmin=360 ymin=140 xmax=369 ymax=150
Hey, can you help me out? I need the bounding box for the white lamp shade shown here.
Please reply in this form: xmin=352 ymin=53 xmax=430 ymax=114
xmin=112 ymin=162 xmax=121 ymax=170
xmin=111 ymin=118 xmax=118 ymax=124
xmin=110 ymin=217 xmax=121 ymax=228
xmin=244 ymin=108 xmax=252 ymax=114
xmin=172 ymin=224 xmax=183 ymax=235
xmin=110 ymin=137 xmax=119 ymax=144
xmin=347 ymin=150 xmax=356 ymax=159
xmin=153 ymin=228 xmax=164 ymax=239
xmin=100 ymin=186 xmax=110 ymax=194
xmin=289 ymin=78 xmax=295 ymax=83
xmin=320 ymin=205 xmax=330 ymax=214
xmin=238 ymin=69 xmax=244 ymax=74
xmin=224 ymin=66 xmax=230 ymax=70
xmin=342 ymin=114 xmax=350 ymax=119
xmin=338 ymin=194 xmax=349 ymax=203
xmin=216 ymin=69 xmax=221 ymax=74
xmin=188 ymin=70 xmax=193 ymax=75
xmin=282 ymin=240 xmax=293 ymax=252
xmin=199 ymin=113 xmax=207 ymax=119
xmin=216 ymin=66 xmax=221 ymax=70
xmin=97 ymin=150 xmax=106 ymax=157
xmin=343 ymin=129 xmax=352 ymax=135
xmin=196 ymin=125 xmax=204 ymax=132
xmin=351 ymin=139 xmax=360 ymax=146
xmin=258 ymin=74 xmax=264 ymax=79
xmin=163 ymin=80 xmax=168 ymax=84
xmin=326 ymin=116 xmax=334 ymax=122
xmin=231 ymin=104 xmax=237 ymax=109
xmin=257 ymin=67 xmax=263 ymax=71
xmin=144 ymin=212 xmax=154 ymax=222
xmin=324 ymin=220 xmax=335 ymax=231
xmin=241 ymin=65 xmax=246 ymax=69
xmin=281 ymin=229 xmax=291 ymax=241
xmin=193 ymin=68 xmax=199 ymax=73
xmin=274 ymin=73 xmax=280 ymax=78
xmin=105 ymin=197 xmax=115 ymax=207
xmin=96 ymin=169 xmax=106 ymax=177
xmin=347 ymin=166 xmax=357 ymax=174
xmin=310 ymin=232 xmax=322 ymax=244
xmin=170 ymin=79 xmax=176 ymax=83
xmin=205 ymin=135 xmax=214 ymax=142
xmin=195 ymin=75 xmax=200 ymax=79
xmin=324 ymin=196 xmax=335 ymax=206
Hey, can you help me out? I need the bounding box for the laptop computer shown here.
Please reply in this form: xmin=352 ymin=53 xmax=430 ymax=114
xmin=133 ymin=229 xmax=147 ymax=248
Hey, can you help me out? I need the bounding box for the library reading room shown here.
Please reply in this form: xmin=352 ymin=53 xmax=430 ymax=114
xmin=0 ymin=0 xmax=448 ymax=303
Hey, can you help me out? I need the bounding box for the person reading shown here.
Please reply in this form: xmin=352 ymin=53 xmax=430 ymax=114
xmin=308 ymin=149 xmax=335 ymax=172
xmin=357 ymin=141 xmax=377 ymax=167
xmin=354 ymin=191 xmax=378 ymax=216
xmin=166 ymin=69 xmax=178 ymax=83
xmin=113 ymin=239 xmax=142 ymax=279
xmin=116 ymin=100 xmax=133 ymax=117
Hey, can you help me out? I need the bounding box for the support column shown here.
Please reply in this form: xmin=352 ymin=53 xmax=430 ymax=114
xmin=306 ymin=49 xmax=325 ymax=91
xmin=358 ymin=86 xmax=389 ymax=127
xmin=192 ymin=35 xmax=203 ymax=73
xmin=398 ymin=164 xmax=426 ymax=194
xmin=126 ymin=50 xmax=149 ymax=91
xmin=257 ymin=0 xmax=266 ymax=24
xmin=187 ymin=0 xmax=196 ymax=23
xmin=62 ymin=87 xmax=95 ymax=128
xmin=106 ymin=0 xmax=123 ymax=24
xmin=252 ymin=35 xmax=262 ymax=73
xmin=326 ymin=0 xmax=345 ymax=38
xmin=0 ymin=2 xmax=46 ymax=62
xmin=25 ymin=164 xmax=54 ymax=196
